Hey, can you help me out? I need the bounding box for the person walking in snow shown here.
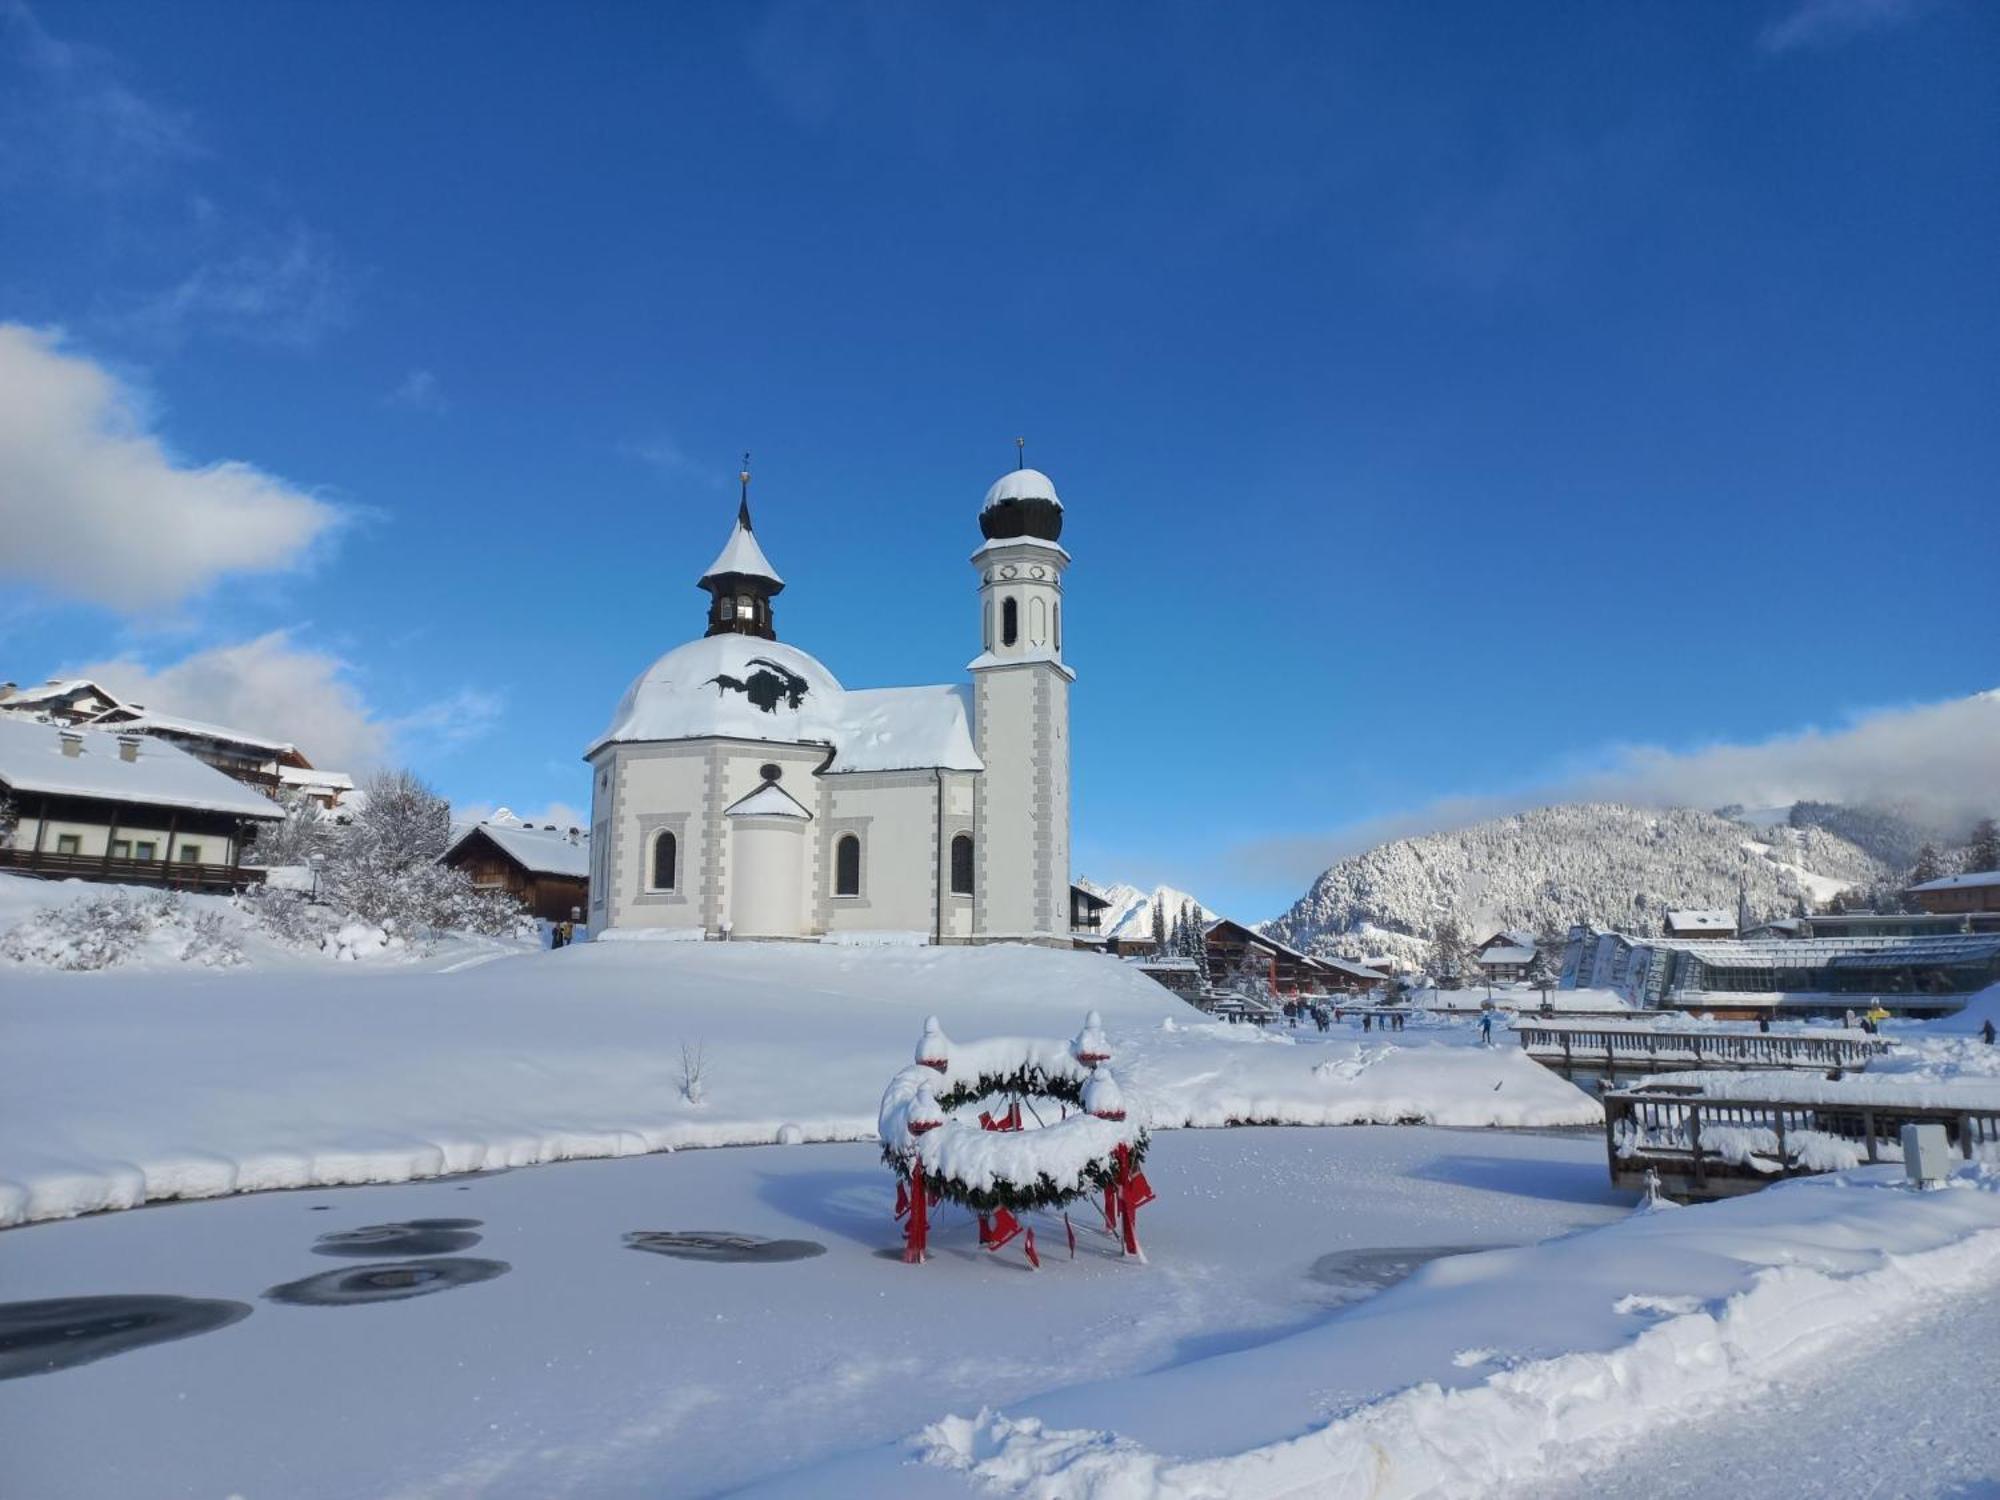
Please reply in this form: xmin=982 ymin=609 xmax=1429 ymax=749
xmin=1983 ymin=1019 xmax=1995 ymax=1046
xmin=1362 ymin=1012 xmax=1372 ymax=1033
xmin=1478 ymin=1011 xmax=1495 ymax=1047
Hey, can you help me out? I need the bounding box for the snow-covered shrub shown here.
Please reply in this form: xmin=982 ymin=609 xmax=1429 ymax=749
xmin=177 ymin=908 xmax=245 ymax=968
xmin=0 ymin=889 xmax=241 ymax=970
xmin=241 ymin=886 xmax=341 ymax=950
xmin=322 ymin=921 xmax=403 ymax=962
xmin=1 ymin=892 xmax=153 ymax=969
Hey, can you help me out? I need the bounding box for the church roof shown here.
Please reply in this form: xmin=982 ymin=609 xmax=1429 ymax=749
xmin=724 ymin=782 xmax=813 ymax=820
xmin=588 ymin=634 xmax=982 ymax=773
xmin=699 ymin=513 xmax=783 ymax=590
xmin=981 ymin=467 xmax=1062 ymax=511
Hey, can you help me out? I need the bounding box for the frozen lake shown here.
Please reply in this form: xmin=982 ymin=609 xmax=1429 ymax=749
xmin=0 ymin=1125 xmax=1630 ymax=1499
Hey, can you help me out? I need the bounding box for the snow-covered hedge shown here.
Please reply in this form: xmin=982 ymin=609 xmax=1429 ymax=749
xmin=0 ymin=889 xmax=243 ymax=971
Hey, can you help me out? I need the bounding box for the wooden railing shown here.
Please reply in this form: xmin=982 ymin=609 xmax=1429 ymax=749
xmin=1602 ymin=1083 xmax=2000 ymax=1201
xmin=0 ymin=847 xmax=264 ymax=894
xmin=1518 ymin=1022 xmax=1891 ymax=1077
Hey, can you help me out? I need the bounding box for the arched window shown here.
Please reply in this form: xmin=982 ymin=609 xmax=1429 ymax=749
xmin=1001 ymin=597 xmax=1019 ymax=646
xmin=1053 ymin=601 xmax=1061 ymax=651
xmin=950 ymin=834 xmax=974 ymax=896
xmin=835 ymin=833 xmax=862 ymax=897
xmin=651 ymin=830 xmax=677 ymax=891
xmin=983 ymin=598 xmax=994 ymax=650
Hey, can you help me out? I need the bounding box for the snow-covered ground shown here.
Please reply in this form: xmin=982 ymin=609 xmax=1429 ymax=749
xmin=0 ymin=1126 xmax=1633 ymax=1500
xmin=0 ymin=924 xmax=1599 ymax=1227
xmin=762 ymin=1164 xmax=2000 ymax=1498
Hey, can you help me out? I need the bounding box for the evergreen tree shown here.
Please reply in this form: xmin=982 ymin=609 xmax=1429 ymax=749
xmin=1151 ymin=895 xmax=1167 ymax=952
xmin=1967 ymin=818 xmax=2000 ymax=876
xmin=1910 ymin=842 xmax=1947 ymax=887
xmin=1525 ymin=944 xmax=1560 ymax=1002
xmin=1187 ymin=902 xmax=1213 ymax=988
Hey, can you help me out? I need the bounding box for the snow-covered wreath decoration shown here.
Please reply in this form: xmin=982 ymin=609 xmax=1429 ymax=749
xmin=878 ymin=1012 xmax=1154 ymax=1268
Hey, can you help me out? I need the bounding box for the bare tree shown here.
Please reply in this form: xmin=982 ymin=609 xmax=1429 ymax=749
xmin=679 ymin=1040 xmax=709 ymax=1105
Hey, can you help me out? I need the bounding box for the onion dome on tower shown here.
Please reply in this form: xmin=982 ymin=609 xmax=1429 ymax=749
xmin=700 ymin=456 xmax=785 ymax=640
xmin=979 ymin=465 xmax=1064 ymax=543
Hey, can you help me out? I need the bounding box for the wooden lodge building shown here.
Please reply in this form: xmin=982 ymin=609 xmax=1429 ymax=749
xmin=444 ymin=821 xmax=592 ymax=923
xmin=1202 ymin=917 xmax=1387 ymax=998
xmin=1907 ymin=870 xmax=2000 ymax=917
xmin=0 ymin=716 xmax=283 ymax=893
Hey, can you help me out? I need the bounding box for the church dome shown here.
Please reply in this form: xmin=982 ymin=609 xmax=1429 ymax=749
xmin=979 ymin=467 xmax=1063 ymax=542
xmin=589 ymin=635 xmax=845 ymax=754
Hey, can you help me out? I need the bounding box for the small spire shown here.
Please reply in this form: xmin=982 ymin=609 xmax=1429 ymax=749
xmin=738 ymin=451 xmax=752 ymax=530
xmin=1015 ymin=436 xmax=1025 ymax=470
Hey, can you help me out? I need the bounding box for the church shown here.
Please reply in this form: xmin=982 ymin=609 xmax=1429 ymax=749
xmin=584 ymin=461 xmax=1073 ymax=945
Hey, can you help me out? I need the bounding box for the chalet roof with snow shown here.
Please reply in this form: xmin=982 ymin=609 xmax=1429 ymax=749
xmin=1480 ymin=928 xmax=1536 ymax=951
xmin=0 ymin=716 xmax=284 ymax=820
xmin=1476 ymin=945 xmax=1536 ymax=967
xmin=589 ymin=634 xmax=981 ymax=773
xmin=90 ymin=706 xmax=302 ymax=760
xmin=277 ymin=765 xmax=355 ymax=793
xmin=1907 ymin=870 xmax=2000 ymax=893
xmin=1319 ymin=956 xmax=1389 ymax=981
xmin=1663 ymin=909 xmax=1735 ymax=934
xmin=0 ymin=678 xmax=123 ymax=716
xmin=448 ymin=821 xmax=590 ymax=879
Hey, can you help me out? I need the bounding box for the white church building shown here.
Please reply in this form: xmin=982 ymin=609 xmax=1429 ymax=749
xmin=584 ymin=463 xmax=1072 ymax=945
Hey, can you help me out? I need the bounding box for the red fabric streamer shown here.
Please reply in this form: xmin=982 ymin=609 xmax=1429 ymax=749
xmin=902 ymin=1163 xmax=929 ymax=1264
xmin=1024 ymin=1227 xmax=1040 ymax=1269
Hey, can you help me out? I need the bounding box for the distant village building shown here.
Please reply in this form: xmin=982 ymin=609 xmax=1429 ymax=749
xmin=0 ymin=716 xmax=283 ymax=891
xmin=585 ymin=463 xmax=1072 ymax=943
xmin=1199 ymin=917 xmax=1386 ymax=998
xmin=444 ymin=821 xmax=591 ymax=922
xmin=1560 ymin=920 xmax=2000 ymax=1019
xmin=1906 ymin=870 xmax=2000 ymax=916
xmin=1475 ymin=929 xmax=1537 ymax=980
xmin=1068 ymin=882 xmax=1113 ymax=947
xmin=1661 ymin=909 xmax=1736 ymax=940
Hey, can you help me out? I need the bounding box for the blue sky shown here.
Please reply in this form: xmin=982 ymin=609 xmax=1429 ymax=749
xmin=2 ymin=0 xmax=1995 ymax=919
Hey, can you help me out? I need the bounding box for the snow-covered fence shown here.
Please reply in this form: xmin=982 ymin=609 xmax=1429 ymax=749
xmin=1603 ymin=1079 xmax=2000 ymax=1201
xmin=1519 ymin=1021 xmax=1892 ymax=1079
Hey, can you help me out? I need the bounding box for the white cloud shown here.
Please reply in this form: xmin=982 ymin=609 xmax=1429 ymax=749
xmin=0 ymin=0 xmax=200 ymax=191
xmin=1230 ymin=690 xmax=2000 ymax=888
xmin=68 ymin=631 xmax=388 ymax=770
xmin=120 ymin=222 xmax=352 ymax=350
xmin=387 ymin=368 xmax=446 ymax=412
xmin=0 ymin=324 xmax=342 ymax=609
xmin=1759 ymin=0 xmax=1929 ymax=53
xmin=388 ymin=688 xmax=505 ymax=759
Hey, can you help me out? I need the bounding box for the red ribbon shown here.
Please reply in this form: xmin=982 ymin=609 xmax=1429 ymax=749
xmin=902 ymin=1162 xmax=929 ymax=1264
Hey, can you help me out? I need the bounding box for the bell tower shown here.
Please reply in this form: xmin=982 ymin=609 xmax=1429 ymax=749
xmin=699 ymin=456 xmax=785 ymax=640
xmin=968 ymin=456 xmax=1073 ymax=944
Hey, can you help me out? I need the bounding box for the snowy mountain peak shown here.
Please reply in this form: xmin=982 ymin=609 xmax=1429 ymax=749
xmin=1076 ymin=879 xmax=1213 ymax=942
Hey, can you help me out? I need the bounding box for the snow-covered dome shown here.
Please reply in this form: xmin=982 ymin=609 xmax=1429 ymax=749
xmin=979 ymin=467 xmax=1063 ymax=542
xmin=589 ymin=636 xmax=845 ymax=754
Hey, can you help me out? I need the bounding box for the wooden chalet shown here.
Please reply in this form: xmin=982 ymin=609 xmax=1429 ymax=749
xmin=444 ymin=821 xmax=591 ymax=922
xmin=1907 ymin=870 xmax=2000 ymax=917
xmin=0 ymin=716 xmax=282 ymax=893
xmin=1662 ymin=909 xmax=1736 ymax=940
xmin=1069 ymin=882 xmax=1113 ymax=948
xmin=1475 ymin=930 xmax=1537 ymax=979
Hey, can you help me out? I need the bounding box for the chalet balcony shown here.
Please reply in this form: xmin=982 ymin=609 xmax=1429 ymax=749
xmin=0 ymin=847 xmax=265 ymax=895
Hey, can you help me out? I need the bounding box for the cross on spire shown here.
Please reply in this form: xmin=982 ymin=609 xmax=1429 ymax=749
xmin=738 ymin=451 xmax=753 ymax=529
xmin=1016 ymin=436 xmax=1026 ymax=470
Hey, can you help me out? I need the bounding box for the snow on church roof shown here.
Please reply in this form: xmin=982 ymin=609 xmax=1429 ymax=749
xmin=588 ymin=634 xmax=982 ymax=773
xmin=699 ymin=518 xmax=783 ymax=588
xmin=725 ymin=782 xmax=813 ymax=819
xmin=982 ymin=467 xmax=1062 ymax=511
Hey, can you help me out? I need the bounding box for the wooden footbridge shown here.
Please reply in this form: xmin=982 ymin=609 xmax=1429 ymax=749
xmin=1603 ymin=1078 xmax=2000 ymax=1201
xmin=1517 ymin=1021 xmax=1892 ymax=1080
